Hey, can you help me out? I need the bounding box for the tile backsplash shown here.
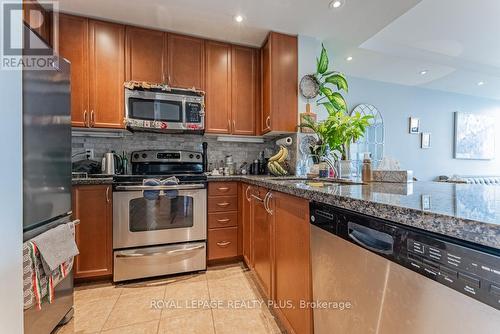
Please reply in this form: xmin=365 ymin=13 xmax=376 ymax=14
xmin=72 ymin=132 xmax=276 ymax=171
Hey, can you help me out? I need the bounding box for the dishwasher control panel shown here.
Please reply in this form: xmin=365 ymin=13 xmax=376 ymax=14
xmin=310 ymin=202 xmax=500 ymax=311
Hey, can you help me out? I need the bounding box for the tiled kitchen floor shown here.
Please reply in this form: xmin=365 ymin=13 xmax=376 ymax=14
xmin=54 ymin=263 xmax=283 ymax=334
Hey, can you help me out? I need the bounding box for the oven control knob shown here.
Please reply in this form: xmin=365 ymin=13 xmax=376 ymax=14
xmin=142 ymin=153 xmax=147 ymax=159
xmin=196 ymin=154 xmax=201 ymax=159
xmin=189 ymin=154 xmax=194 ymax=159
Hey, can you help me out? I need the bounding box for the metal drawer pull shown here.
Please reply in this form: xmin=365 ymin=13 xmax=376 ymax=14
xmin=251 ymin=194 xmax=264 ymax=202
xmin=216 ymin=202 xmax=230 ymax=207
xmin=116 ymin=245 xmax=204 ymax=258
xmin=217 ymin=187 xmax=230 ymax=191
xmin=216 ymin=241 xmax=231 ymax=247
xmin=245 ymin=186 xmax=252 ymax=202
xmin=217 ymin=218 xmax=231 ymax=223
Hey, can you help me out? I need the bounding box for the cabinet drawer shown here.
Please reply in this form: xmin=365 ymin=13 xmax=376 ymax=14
xmin=208 ymin=182 xmax=238 ymax=196
xmin=208 ymin=227 xmax=238 ymax=260
xmin=208 ymin=196 xmax=238 ymax=212
xmin=208 ymin=212 xmax=238 ymax=229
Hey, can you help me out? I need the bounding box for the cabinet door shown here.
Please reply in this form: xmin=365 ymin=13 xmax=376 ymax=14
xmin=205 ymin=41 xmax=232 ymax=134
xmin=261 ymin=39 xmax=271 ymax=134
xmin=252 ymin=188 xmax=272 ymax=298
xmin=125 ymin=26 xmax=165 ymax=83
xmin=231 ymin=46 xmax=256 ymax=135
xmin=167 ymin=34 xmax=204 ymax=89
xmin=269 ymin=32 xmax=298 ymax=132
xmin=273 ymin=192 xmax=312 ymax=334
xmin=88 ymin=19 xmax=125 ymax=129
xmin=72 ymin=185 xmax=113 ymax=279
xmin=23 ymin=0 xmax=51 ymax=45
xmin=242 ymin=184 xmax=253 ymax=267
xmin=59 ymin=14 xmax=89 ymax=127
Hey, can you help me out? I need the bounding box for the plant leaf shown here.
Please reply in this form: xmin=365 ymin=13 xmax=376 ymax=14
xmin=326 ymin=92 xmax=347 ymax=112
xmin=325 ymin=73 xmax=349 ymax=92
xmin=319 ymin=102 xmax=335 ymax=115
xmin=317 ymin=44 xmax=329 ymax=75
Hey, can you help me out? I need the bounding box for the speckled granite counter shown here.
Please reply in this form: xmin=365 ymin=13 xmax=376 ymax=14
xmin=208 ymin=175 xmax=500 ymax=249
xmin=72 ymin=177 xmax=113 ymax=185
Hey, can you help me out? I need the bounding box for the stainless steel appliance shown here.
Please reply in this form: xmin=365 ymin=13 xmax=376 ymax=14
xmin=310 ymin=202 xmax=500 ymax=334
xmin=125 ymin=87 xmax=205 ymax=133
xmin=22 ymin=25 xmax=74 ymax=334
xmin=101 ymin=152 xmax=123 ymax=175
xmin=112 ymin=150 xmax=207 ymax=282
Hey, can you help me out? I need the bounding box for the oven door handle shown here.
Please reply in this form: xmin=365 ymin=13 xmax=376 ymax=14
xmin=116 ymin=245 xmax=205 ymax=258
xmin=115 ymin=184 xmax=205 ymax=191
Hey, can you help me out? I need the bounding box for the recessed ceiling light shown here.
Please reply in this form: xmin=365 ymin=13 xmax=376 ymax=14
xmin=346 ymin=56 xmax=353 ymax=61
xmin=329 ymin=0 xmax=344 ymax=9
xmin=420 ymin=70 xmax=428 ymax=75
xmin=234 ymin=15 xmax=244 ymax=23
xmin=477 ymin=81 xmax=485 ymax=86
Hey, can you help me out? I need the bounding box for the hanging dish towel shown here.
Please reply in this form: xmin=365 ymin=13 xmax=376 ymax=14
xmin=143 ymin=176 xmax=179 ymax=200
xmin=23 ymin=221 xmax=78 ymax=310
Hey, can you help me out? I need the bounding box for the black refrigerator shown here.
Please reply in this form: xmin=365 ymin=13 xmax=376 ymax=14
xmin=22 ymin=24 xmax=74 ymax=334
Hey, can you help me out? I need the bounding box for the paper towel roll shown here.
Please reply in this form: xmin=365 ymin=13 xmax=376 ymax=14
xmin=276 ymin=137 xmax=293 ymax=146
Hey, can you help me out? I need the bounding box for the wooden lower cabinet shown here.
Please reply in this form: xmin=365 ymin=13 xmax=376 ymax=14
xmin=251 ymin=187 xmax=273 ymax=299
xmin=242 ymin=184 xmax=312 ymax=334
xmin=272 ymin=191 xmax=312 ymax=334
xmin=72 ymin=185 xmax=113 ymax=279
xmin=208 ymin=227 xmax=238 ymax=260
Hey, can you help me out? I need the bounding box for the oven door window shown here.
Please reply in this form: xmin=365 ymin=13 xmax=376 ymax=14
xmin=129 ymin=98 xmax=183 ymax=122
xmin=129 ymin=196 xmax=193 ymax=232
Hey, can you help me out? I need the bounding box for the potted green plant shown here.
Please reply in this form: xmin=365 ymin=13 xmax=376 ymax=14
xmin=300 ymin=44 xmax=372 ymax=177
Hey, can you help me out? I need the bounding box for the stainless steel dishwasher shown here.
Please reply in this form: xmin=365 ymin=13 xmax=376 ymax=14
xmin=310 ymin=202 xmax=500 ymax=334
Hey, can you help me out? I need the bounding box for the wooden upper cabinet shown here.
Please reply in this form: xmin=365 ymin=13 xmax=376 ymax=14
xmin=205 ymin=41 xmax=232 ymax=134
xmin=231 ymin=46 xmax=257 ymax=135
xmin=125 ymin=26 xmax=165 ymax=83
xmin=88 ymin=20 xmax=125 ymax=129
xmin=261 ymin=32 xmax=298 ymax=134
xmin=23 ymin=0 xmax=51 ymax=45
xmin=167 ymin=34 xmax=204 ymax=89
xmin=72 ymin=185 xmax=113 ymax=279
xmin=59 ymin=14 xmax=89 ymax=128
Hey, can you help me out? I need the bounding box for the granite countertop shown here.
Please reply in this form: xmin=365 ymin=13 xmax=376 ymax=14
xmin=72 ymin=177 xmax=113 ymax=185
xmin=208 ymin=175 xmax=500 ymax=249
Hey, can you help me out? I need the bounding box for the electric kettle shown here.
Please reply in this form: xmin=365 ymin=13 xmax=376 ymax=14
xmin=101 ymin=152 xmax=123 ymax=175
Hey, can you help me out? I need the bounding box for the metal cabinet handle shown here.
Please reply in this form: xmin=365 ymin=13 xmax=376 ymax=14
xmin=217 ymin=187 xmax=230 ymax=192
xmin=264 ymin=191 xmax=273 ymax=215
xmin=233 ymin=120 xmax=236 ymax=131
xmin=245 ymin=186 xmax=252 ymax=202
xmin=266 ymin=116 xmax=271 ymax=129
xmin=83 ymin=110 xmax=88 ymax=127
xmin=216 ymin=218 xmax=231 ymax=224
xmin=251 ymin=194 xmax=264 ymax=202
xmin=216 ymin=202 xmax=230 ymax=207
xmin=216 ymin=241 xmax=231 ymax=247
xmin=227 ymin=119 xmax=231 ymax=132
xmin=90 ymin=110 xmax=95 ymax=127
xmin=106 ymin=186 xmax=110 ymax=203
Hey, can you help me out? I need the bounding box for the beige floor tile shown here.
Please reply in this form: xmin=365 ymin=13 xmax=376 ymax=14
xmin=158 ymin=309 xmax=214 ymax=334
xmin=208 ymin=273 xmax=258 ymax=302
xmin=206 ymin=263 xmax=246 ymax=281
xmin=74 ymin=285 xmax=122 ymax=304
xmin=102 ymin=294 xmax=163 ymax=330
xmin=162 ymin=280 xmax=211 ymax=319
xmin=72 ymin=297 xmax=117 ymax=333
xmin=212 ymin=308 xmax=279 ymax=334
xmin=119 ymin=282 xmax=167 ymax=299
xmin=100 ymin=320 xmax=159 ymax=334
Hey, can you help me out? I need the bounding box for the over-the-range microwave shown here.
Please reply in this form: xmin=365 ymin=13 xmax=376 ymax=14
xmin=125 ymin=87 xmax=205 ymax=133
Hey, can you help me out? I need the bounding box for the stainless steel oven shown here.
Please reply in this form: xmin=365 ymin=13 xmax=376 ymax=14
xmin=125 ymin=87 xmax=204 ymax=133
xmin=113 ymin=183 xmax=206 ymax=249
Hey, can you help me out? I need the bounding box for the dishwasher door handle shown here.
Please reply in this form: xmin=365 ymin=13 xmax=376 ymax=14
xmin=348 ymin=222 xmax=394 ymax=255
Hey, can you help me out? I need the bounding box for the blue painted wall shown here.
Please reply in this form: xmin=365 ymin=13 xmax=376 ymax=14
xmin=344 ymin=76 xmax=500 ymax=181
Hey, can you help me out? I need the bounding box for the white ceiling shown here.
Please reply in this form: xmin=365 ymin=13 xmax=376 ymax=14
xmin=58 ymin=0 xmax=500 ymax=100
